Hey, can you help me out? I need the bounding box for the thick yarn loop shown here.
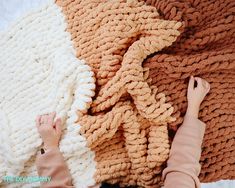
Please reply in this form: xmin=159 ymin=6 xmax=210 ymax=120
xmin=142 ymin=0 xmax=235 ymax=183
xmin=79 ymin=101 xmax=170 ymax=187
xmin=56 ymin=0 xmax=182 ymax=186
xmin=91 ymin=34 xmax=179 ymax=124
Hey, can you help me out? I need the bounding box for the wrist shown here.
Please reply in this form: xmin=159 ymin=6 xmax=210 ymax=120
xmin=186 ymin=105 xmax=199 ymax=118
xmin=43 ymin=144 xmax=59 ymax=151
xmin=41 ymin=146 xmax=59 ymax=155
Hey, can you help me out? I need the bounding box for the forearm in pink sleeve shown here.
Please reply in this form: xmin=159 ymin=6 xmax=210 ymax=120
xmin=36 ymin=148 xmax=73 ymax=188
xmin=162 ymin=115 xmax=206 ymax=188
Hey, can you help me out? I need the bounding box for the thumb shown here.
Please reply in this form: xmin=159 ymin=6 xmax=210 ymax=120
xmin=188 ymin=76 xmax=195 ymax=91
xmin=55 ymin=118 xmax=62 ymax=134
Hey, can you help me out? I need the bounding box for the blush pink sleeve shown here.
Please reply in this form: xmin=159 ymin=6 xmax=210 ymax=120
xmin=162 ymin=115 xmax=206 ymax=188
xmin=36 ymin=148 xmax=74 ymax=188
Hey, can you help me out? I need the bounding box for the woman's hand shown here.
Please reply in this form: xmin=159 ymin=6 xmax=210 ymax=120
xmin=186 ymin=76 xmax=210 ymax=118
xmin=36 ymin=112 xmax=62 ymax=150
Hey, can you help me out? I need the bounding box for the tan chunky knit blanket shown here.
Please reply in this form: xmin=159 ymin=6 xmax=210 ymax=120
xmin=56 ymin=0 xmax=183 ymax=186
xmin=55 ymin=0 xmax=235 ymax=187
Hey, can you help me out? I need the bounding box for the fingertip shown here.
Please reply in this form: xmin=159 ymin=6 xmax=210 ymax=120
xmin=195 ymin=77 xmax=202 ymax=86
xmin=190 ymin=75 xmax=194 ymax=81
xmin=188 ymin=75 xmax=194 ymax=88
xmin=55 ymin=118 xmax=62 ymax=126
xmin=207 ymin=81 xmax=210 ymax=87
xmin=207 ymin=84 xmax=211 ymax=93
xmin=49 ymin=112 xmax=56 ymax=122
xmin=36 ymin=116 xmax=41 ymax=126
xmin=55 ymin=118 xmax=62 ymax=133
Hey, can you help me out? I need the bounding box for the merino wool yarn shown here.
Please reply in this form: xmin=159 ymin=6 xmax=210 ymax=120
xmin=142 ymin=0 xmax=235 ymax=183
xmin=0 ymin=1 xmax=96 ymax=187
xmin=56 ymin=0 xmax=182 ymax=187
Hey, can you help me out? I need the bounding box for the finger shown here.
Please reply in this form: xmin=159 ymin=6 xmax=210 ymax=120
xmin=206 ymin=82 xmax=211 ymax=93
xmin=201 ymin=78 xmax=209 ymax=88
xmin=188 ymin=76 xmax=195 ymax=90
xmin=40 ymin=115 xmax=45 ymax=124
xmin=194 ymin=77 xmax=202 ymax=87
xmin=55 ymin=118 xmax=62 ymax=134
xmin=202 ymin=79 xmax=207 ymax=88
xmin=48 ymin=112 xmax=56 ymax=126
xmin=43 ymin=114 xmax=49 ymax=125
xmin=201 ymin=78 xmax=210 ymax=90
xmin=42 ymin=113 xmax=52 ymax=125
xmin=36 ymin=116 xmax=41 ymax=128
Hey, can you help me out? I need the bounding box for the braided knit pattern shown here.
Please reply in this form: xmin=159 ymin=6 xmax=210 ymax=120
xmin=142 ymin=0 xmax=235 ymax=182
xmin=56 ymin=0 xmax=182 ymax=186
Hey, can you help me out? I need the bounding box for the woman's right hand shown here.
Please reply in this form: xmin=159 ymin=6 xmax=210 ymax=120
xmin=186 ymin=76 xmax=210 ymax=118
xmin=36 ymin=112 xmax=62 ymax=150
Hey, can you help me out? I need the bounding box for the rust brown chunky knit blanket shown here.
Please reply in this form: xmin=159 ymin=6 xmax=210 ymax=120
xmin=55 ymin=0 xmax=235 ymax=187
xmin=142 ymin=0 xmax=235 ymax=183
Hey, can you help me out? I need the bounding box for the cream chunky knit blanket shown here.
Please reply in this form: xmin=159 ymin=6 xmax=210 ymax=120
xmin=0 ymin=1 xmax=96 ymax=187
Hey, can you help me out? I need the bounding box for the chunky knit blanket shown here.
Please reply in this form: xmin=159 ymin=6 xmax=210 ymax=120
xmin=56 ymin=0 xmax=183 ymax=187
xmin=56 ymin=0 xmax=235 ymax=186
xmin=0 ymin=1 xmax=96 ymax=187
xmin=0 ymin=0 xmax=234 ymax=187
xmin=142 ymin=0 xmax=235 ymax=183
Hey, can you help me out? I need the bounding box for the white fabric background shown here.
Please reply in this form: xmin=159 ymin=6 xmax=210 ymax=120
xmin=0 ymin=0 xmax=234 ymax=187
